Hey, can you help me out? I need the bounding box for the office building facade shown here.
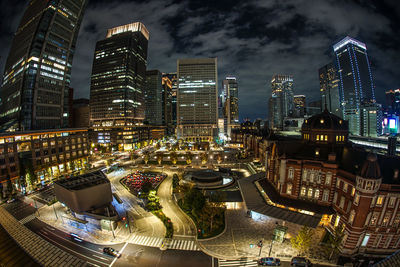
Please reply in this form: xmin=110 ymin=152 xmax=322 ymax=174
xmin=268 ymin=75 xmax=294 ymax=130
xmin=0 ymin=0 xmax=87 ymax=131
xmin=177 ymin=58 xmax=218 ymax=141
xmin=161 ymin=76 xmax=173 ymax=134
xmin=90 ymin=22 xmax=148 ymax=128
xmin=144 ymin=70 xmax=163 ymax=126
xmin=333 ymin=36 xmax=376 ymax=135
xmin=222 ymin=76 xmax=239 ymax=138
xmin=319 ymin=63 xmax=341 ymax=117
xmin=293 ymin=95 xmax=306 ymax=118
xmin=162 ymin=73 xmax=177 ymax=127
xmin=386 ymin=89 xmax=400 ymax=115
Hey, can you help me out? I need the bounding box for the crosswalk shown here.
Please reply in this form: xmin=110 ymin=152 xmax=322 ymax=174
xmin=218 ymin=259 xmax=258 ymax=267
xmin=18 ymin=214 xmax=36 ymax=224
xmin=129 ymin=235 xmax=199 ymax=250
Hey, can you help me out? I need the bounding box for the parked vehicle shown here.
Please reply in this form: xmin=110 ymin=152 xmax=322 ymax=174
xmin=103 ymin=247 xmax=121 ymax=258
xmin=291 ymin=257 xmax=312 ymax=267
xmin=258 ymin=257 xmax=281 ymax=266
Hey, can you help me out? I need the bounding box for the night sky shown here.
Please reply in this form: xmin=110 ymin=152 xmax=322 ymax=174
xmin=0 ymin=0 xmax=399 ymax=121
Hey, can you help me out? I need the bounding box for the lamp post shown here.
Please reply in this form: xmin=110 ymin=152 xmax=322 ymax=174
xmin=258 ymin=240 xmax=263 ymax=257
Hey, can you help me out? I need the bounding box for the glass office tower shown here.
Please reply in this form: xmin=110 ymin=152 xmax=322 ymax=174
xmin=90 ymin=22 xmax=149 ymax=127
xmin=177 ymin=58 xmax=218 ymax=141
xmin=333 ymin=36 xmax=376 ymax=135
xmin=0 ymin=0 xmax=88 ymax=131
xmin=319 ymin=62 xmax=341 ymax=117
xmin=222 ymin=76 xmax=239 ymax=137
xmin=268 ymin=74 xmax=294 ymax=130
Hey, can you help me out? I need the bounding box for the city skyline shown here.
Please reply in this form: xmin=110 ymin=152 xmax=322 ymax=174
xmin=1 ymin=0 xmax=399 ymax=121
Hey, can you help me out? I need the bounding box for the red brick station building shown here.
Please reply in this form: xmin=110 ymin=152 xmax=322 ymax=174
xmin=232 ymin=110 xmax=400 ymax=258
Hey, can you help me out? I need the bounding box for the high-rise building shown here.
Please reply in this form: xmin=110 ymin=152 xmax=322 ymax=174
xmin=90 ymin=22 xmax=148 ymax=127
xmin=72 ymin=98 xmax=89 ymax=128
xmin=385 ymin=89 xmax=400 ymax=115
xmin=268 ymin=75 xmax=294 ymax=129
xmin=0 ymin=0 xmax=88 ymax=131
xmin=177 ymin=58 xmax=218 ymax=141
xmin=319 ymin=63 xmax=341 ymax=117
xmin=333 ymin=36 xmax=376 ymax=135
xmin=161 ymin=76 xmax=173 ymax=134
xmin=144 ymin=70 xmax=163 ymax=126
xmin=222 ymin=76 xmax=239 ymax=137
xmin=293 ymin=95 xmax=306 ymax=117
xmin=162 ymin=73 xmax=177 ymax=127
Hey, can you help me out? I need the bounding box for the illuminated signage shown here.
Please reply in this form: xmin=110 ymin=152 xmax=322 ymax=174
xmin=389 ymin=118 xmax=396 ymax=129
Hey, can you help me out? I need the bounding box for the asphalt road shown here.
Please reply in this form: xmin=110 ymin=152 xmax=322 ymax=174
xmin=107 ymin=169 xmax=166 ymax=237
xmin=157 ymin=173 xmax=196 ymax=239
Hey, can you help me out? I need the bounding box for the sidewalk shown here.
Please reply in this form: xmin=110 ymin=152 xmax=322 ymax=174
xmin=0 ymin=206 xmax=86 ymax=267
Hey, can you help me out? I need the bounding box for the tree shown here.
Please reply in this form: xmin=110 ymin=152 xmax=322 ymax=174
xmin=156 ymin=152 xmax=163 ymax=165
xmin=143 ymin=151 xmax=150 ymax=165
xmin=170 ymin=152 xmax=178 ymax=165
xmin=327 ymin=226 xmax=345 ymax=260
xmin=216 ymin=154 xmax=223 ymax=164
xmin=291 ymin=226 xmax=314 ymax=255
xmin=172 ymin=174 xmax=180 ymax=189
xmin=200 ymin=152 xmax=208 ymax=165
xmin=185 ymin=152 xmax=193 ymax=165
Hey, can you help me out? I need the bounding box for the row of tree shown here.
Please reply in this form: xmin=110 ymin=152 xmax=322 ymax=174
xmin=291 ymin=225 xmax=345 ymax=260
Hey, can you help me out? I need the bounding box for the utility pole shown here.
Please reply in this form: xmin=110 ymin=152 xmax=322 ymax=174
xmin=258 ymin=240 xmax=263 ymax=257
xmin=125 ymin=211 xmax=131 ymax=233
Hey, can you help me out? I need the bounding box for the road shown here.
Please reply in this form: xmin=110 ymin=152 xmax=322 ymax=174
xmin=3 ymin=198 xmax=216 ymax=267
xmin=107 ymin=169 xmax=166 ymax=238
xmin=157 ymin=173 xmax=196 ymax=239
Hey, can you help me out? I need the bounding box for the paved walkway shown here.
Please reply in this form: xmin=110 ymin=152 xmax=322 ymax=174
xmin=197 ymin=173 xmax=338 ymax=266
xmin=0 ymin=206 xmax=87 ymax=267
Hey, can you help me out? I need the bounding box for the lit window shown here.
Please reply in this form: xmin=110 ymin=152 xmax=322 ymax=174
xmin=389 ymin=197 xmax=396 ymax=208
xmin=324 ymin=135 xmax=328 ymax=141
xmin=336 ymin=135 xmax=338 ymax=141
xmin=288 ymin=168 xmax=294 ymax=179
xmin=361 ymin=234 xmax=370 ymax=247
xmin=334 ymin=215 xmax=340 ymax=227
xmin=315 ymin=189 xmax=320 ymax=199
xmin=308 ymin=188 xmax=313 ymax=198
xmin=286 ymin=184 xmax=292 ymax=195
xmin=339 ymin=196 xmax=345 ymax=209
xmin=382 ymin=213 xmax=391 ymax=226
xmin=316 ymin=135 xmax=320 ymax=141
xmin=343 ymin=183 xmax=348 ymax=193
xmin=325 ymin=172 xmax=332 ymax=185
xmin=370 ymin=212 xmax=379 ymax=225
xmin=322 ymin=190 xmax=329 ymax=201
xmin=348 ymin=210 xmax=355 ymax=224
xmin=300 ymin=186 xmax=306 ymax=196
xmin=377 ymin=196 xmax=384 ymax=206
xmin=351 ymin=187 xmax=355 ymax=196
xmin=354 ymin=194 xmax=360 ymax=205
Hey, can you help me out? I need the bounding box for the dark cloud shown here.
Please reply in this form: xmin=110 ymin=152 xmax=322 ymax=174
xmin=0 ymin=0 xmax=399 ymax=121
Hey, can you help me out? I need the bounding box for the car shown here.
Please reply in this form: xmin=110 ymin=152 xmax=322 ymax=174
xmin=103 ymin=247 xmax=121 ymax=258
xmin=291 ymin=257 xmax=312 ymax=267
xmin=70 ymin=233 xmax=83 ymax=242
xmin=258 ymin=257 xmax=281 ymax=266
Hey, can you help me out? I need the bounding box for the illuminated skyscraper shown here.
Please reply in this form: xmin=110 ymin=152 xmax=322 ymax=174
xmin=90 ymin=22 xmax=148 ymax=127
xmin=333 ymin=36 xmax=376 ymax=135
xmin=0 ymin=0 xmax=88 ymax=131
xmin=177 ymin=58 xmax=218 ymax=140
xmin=162 ymin=73 xmax=177 ymax=127
xmin=319 ymin=63 xmax=341 ymax=117
xmin=222 ymin=76 xmax=239 ymax=137
xmin=293 ymin=95 xmax=306 ymax=117
xmin=145 ymin=70 xmax=163 ymax=126
xmin=161 ymin=76 xmax=173 ymax=133
xmin=268 ymin=75 xmax=294 ymax=129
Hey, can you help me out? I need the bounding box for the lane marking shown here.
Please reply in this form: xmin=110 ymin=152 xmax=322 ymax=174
xmin=109 ymin=241 xmax=129 ymax=267
xmin=35 ymin=231 xmax=109 ymax=266
xmin=92 ymin=254 xmax=109 ymax=261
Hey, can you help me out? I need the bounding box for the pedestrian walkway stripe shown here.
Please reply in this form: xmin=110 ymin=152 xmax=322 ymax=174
xmin=128 ymin=235 xmax=199 ymax=250
xmin=218 ymin=259 xmax=258 ymax=267
xmin=18 ymin=214 xmax=36 ymax=224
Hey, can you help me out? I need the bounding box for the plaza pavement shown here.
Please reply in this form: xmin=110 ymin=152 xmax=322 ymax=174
xmin=197 ymin=173 xmax=340 ymax=266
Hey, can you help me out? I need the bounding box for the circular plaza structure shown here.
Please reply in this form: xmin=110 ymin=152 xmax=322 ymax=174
xmin=184 ymin=169 xmax=234 ymax=189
